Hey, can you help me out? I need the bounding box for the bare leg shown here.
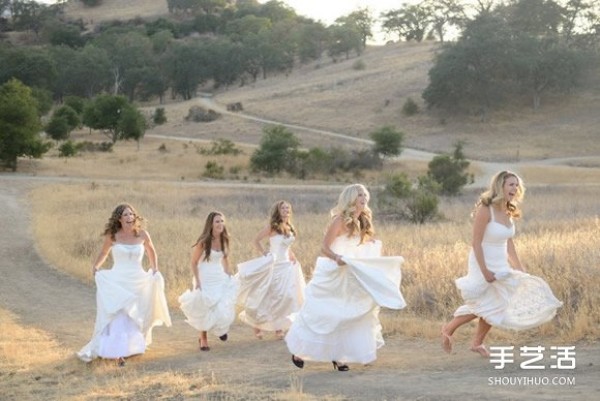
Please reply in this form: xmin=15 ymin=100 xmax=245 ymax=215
xmin=472 ymin=318 xmax=492 ymax=347
xmin=441 ymin=314 xmax=478 ymax=353
xmin=199 ymin=331 xmax=209 ymax=350
xmin=470 ymin=318 xmax=492 ymax=357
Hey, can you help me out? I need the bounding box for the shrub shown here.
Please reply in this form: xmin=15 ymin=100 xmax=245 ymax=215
xmin=153 ymin=107 xmax=167 ymax=125
xmin=427 ymin=142 xmax=472 ymax=195
xmin=58 ymin=140 xmax=78 ymax=157
xmin=405 ymin=188 xmax=439 ymax=224
xmin=402 ymin=97 xmax=419 ymax=116
xmin=370 ymin=126 xmax=404 ymax=158
xmin=199 ymin=139 xmax=241 ymax=155
xmin=203 ymin=161 xmax=224 ymax=179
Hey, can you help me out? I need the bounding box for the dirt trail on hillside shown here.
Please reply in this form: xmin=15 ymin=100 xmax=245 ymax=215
xmin=1 ymin=177 xmax=598 ymax=400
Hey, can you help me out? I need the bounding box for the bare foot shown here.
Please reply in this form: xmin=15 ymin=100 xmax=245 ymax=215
xmin=470 ymin=344 xmax=490 ymax=358
xmin=441 ymin=327 xmax=453 ymax=354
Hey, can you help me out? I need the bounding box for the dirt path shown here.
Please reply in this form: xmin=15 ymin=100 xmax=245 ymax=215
xmin=1 ymin=177 xmax=598 ymax=400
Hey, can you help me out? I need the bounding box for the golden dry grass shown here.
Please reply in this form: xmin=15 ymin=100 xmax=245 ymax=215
xmin=28 ymin=180 xmax=600 ymax=344
xmin=1 ymin=306 xmax=340 ymax=400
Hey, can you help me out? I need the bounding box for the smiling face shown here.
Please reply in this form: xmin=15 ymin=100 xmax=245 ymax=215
xmin=119 ymin=207 xmax=135 ymax=228
xmin=211 ymin=213 xmax=225 ymax=236
xmin=278 ymin=202 xmax=291 ymax=220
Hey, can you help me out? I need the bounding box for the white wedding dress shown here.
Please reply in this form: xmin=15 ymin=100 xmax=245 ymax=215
xmin=285 ymin=235 xmax=406 ymax=364
xmin=178 ymin=250 xmax=239 ymax=337
xmin=77 ymin=243 xmax=172 ymax=362
xmin=454 ymin=208 xmax=562 ymax=329
xmin=237 ymin=234 xmax=306 ymax=332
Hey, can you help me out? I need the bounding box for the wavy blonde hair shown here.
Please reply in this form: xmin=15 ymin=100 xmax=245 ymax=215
xmin=269 ymin=200 xmax=296 ymax=237
xmin=476 ymin=170 xmax=526 ymax=218
xmin=330 ymin=184 xmax=374 ymax=243
xmin=102 ymin=203 xmax=144 ymax=241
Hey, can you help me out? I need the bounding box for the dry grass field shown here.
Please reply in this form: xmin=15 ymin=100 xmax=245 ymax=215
xmin=1 ymin=2 xmax=599 ymax=400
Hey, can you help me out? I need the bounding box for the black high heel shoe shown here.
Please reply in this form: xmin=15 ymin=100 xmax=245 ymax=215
xmin=332 ymin=361 xmax=349 ymax=371
xmin=219 ymin=333 xmax=228 ymax=342
xmin=291 ymin=355 xmax=304 ymax=369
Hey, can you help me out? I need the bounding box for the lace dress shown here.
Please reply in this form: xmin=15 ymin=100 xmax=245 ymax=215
xmin=285 ymin=235 xmax=406 ymax=364
xmin=178 ymin=250 xmax=239 ymax=337
xmin=237 ymin=234 xmax=306 ymax=332
xmin=77 ymin=243 xmax=172 ymax=362
xmin=454 ymin=208 xmax=562 ymax=329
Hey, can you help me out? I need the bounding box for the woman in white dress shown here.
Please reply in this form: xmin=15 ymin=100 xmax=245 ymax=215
xmin=286 ymin=184 xmax=406 ymax=371
xmin=77 ymin=204 xmax=172 ymax=366
xmin=179 ymin=211 xmax=238 ymax=351
xmin=237 ymin=200 xmax=306 ymax=340
xmin=441 ymin=171 xmax=562 ymax=357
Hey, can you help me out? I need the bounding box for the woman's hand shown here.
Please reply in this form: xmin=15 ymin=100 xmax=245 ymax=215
xmin=334 ymin=254 xmax=345 ymax=266
xmin=91 ymin=267 xmax=98 ymax=275
xmin=482 ymin=268 xmax=495 ymax=283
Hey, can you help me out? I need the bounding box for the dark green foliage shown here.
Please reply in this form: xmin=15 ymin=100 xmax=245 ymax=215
xmin=58 ymin=140 xmax=78 ymax=157
xmin=82 ymin=94 xmax=145 ymax=143
xmin=45 ymin=115 xmax=70 ymax=141
xmin=250 ymin=125 xmax=300 ymax=174
xmin=153 ymin=107 xmax=167 ymax=125
xmin=405 ymin=188 xmax=440 ymax=224
xmin=370 ymin=126 xmax=404 ymax=158
xmin=54 ymin=105 xmax=80 ymax=131
xmin=0 ymin=79 xmax=51 ymax=171
xmin=402 ymin=97 xmax=419 ymax=116
xmin=427 ymin=142 xmax=472 ymax=196
xmin=377 ymin=173 xmax=440 ymax=224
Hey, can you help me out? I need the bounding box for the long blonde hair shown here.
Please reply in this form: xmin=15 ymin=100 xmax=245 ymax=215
xmin=476 ymin=170 xmax=526 ymax=218
xmin=269 ymin=200 xmax=296 ymax=237
xmin=193 ymin=211 xmax=230 ymax=261
xmin=330 ymin=184 xmax=374 ymax=243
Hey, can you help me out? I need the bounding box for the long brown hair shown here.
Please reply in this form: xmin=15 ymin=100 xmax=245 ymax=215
xmin=193 ymin=211 xmax=230 ymax=261
xmin=102 ymin=203 xmax=143 ymax=241
xmin=269 ymin=200 xmax=296 ymax=237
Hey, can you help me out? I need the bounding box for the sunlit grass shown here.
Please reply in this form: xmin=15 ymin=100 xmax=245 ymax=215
xmin=29 ymin=180 xmax=600 ymax=344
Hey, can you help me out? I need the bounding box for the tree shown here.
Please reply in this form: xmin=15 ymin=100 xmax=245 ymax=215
xmin=424 ymin=0 xmax=466 ymax=42
xmin=370 ymin=126 xmax=404 ymax=158
xmin=427 ymin=142 xmax=472 ymax=196
xmin=82 ymin=94 xmax=145 ymax=143
xmin=0 ymin=79 xmax=51 ymax=171
xmin=250 ymin=125 xmax=300 ymax=174
xmin=381 ymin=4 xmax=431 ymax=42
xmin=422 ymin=13 xmax=516 ymax=118
xmin=336 ymin=7 xmax=373 ymax=47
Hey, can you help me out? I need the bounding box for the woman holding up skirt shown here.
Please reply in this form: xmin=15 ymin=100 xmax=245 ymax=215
xmin=77 ymin=204 xmax=172 ymax=366
xmin=237 ymin=200 xmax=306 ymax=340
xmin=286 ymin=184 xmax=406 ymax=371
xmin=441 ymin=171 xmax=562 ymax=357
xmin=179 ymin=211 xmax=239 ymax=351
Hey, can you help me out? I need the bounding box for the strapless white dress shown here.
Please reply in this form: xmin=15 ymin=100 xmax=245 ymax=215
xmin=178 ymin=250 xmax=239 ymax=337
xmin=285 ymin=235 xmax=406 ymax=364
xmin=454 ymin=208 xmax=562 ymax=329
xmin=237 ymin=234 xmax=306 ymax=332
xmin=77 ymin=243 xmax=172 ymax=362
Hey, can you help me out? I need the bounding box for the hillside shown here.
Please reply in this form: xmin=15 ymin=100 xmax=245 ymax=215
xmin=60 ymin=1 xmax=600 ymax=164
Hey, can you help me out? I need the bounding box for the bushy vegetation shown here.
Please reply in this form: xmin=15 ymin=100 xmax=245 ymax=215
xmin=251 ymin=125 xmax=383 ymax=179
